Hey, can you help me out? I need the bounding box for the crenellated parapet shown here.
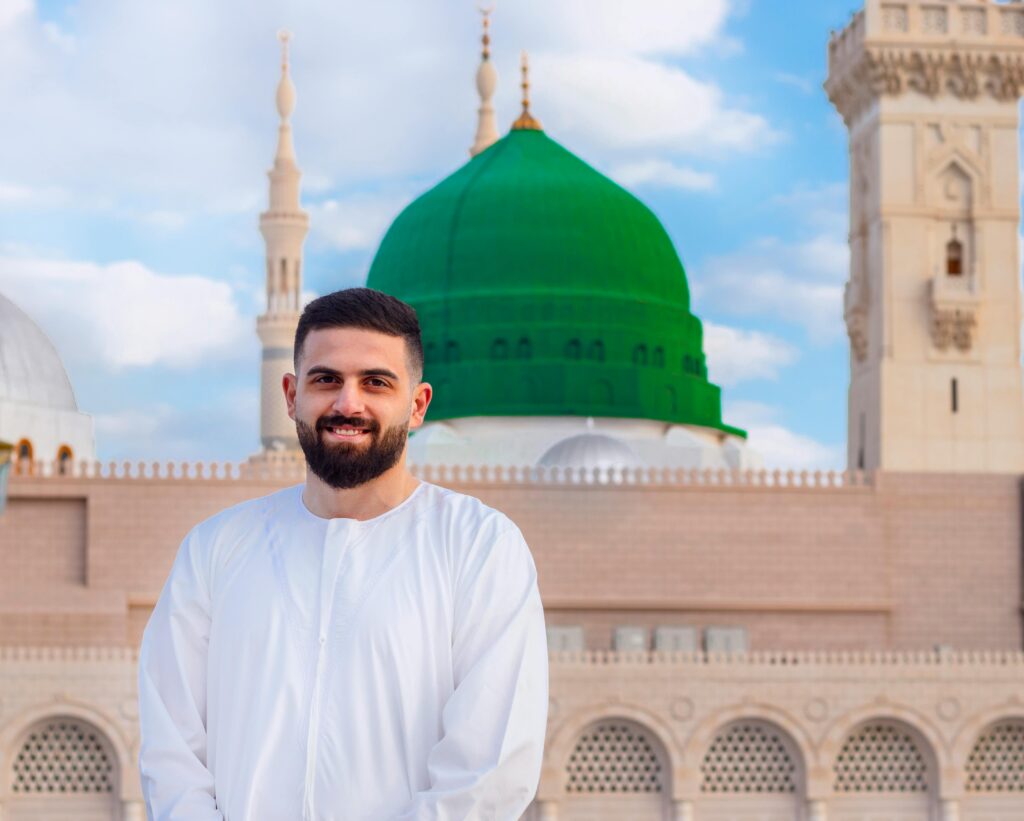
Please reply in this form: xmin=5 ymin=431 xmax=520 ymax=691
xmin=827 ymin=0 xmax=1024 ymax=126
xmin=7 ymin=458 xmax=876 ymax=490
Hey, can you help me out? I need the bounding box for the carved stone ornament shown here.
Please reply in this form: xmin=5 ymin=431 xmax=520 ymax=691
xmin=844 ymin=278 xmax=870 ymax=364
xmin=828 ymin=48 xmax=1024 ymax=125
xmin=930 ymin=308 xmax=976 ymax=352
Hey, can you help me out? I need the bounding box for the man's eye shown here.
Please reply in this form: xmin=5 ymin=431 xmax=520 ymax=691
xmin=314 ymin=375 xmax=337 ymax=383
xmin=367 ymin=378 xmax=388 ymax=388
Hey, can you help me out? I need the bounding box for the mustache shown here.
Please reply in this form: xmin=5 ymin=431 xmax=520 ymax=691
xmin=316 ymin=414 xmax=381 ymax=434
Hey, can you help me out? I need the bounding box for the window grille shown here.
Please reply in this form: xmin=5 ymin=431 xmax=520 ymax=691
xmin=566 ymin=721 xmax=663 ymax=794
xmin=833 ymin=723 xmax=928 ymax=792
xmin=966 ymin=721 xmax=1024 ymax=792
xmin=11 ymin=720 xmax=114 ymax=794
xmin=700 ymin=722 xmax=797 ymax=793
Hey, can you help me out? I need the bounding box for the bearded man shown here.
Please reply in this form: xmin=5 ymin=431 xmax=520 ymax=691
xmin=138 ymin=288 xmax=548 ymax=820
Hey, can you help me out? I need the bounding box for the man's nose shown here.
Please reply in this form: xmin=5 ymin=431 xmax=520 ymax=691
xmin=331 ymin=382 xmax=365 ymax=416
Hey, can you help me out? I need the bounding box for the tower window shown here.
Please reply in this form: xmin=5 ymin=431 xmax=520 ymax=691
xmin=946 ymin=228 xmax=963 ymax=276
xmin=951 ymin=377 xmax=959 ymax=413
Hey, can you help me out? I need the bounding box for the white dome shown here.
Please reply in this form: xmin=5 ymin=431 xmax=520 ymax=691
xmin=538 ymin=432 xmax=642 ymax=471
xmin=0 ymin=293 xmax=77 ymax=412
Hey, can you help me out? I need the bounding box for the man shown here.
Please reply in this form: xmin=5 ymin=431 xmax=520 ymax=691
xmin=138 ymin=288 xmax=548 ymax=820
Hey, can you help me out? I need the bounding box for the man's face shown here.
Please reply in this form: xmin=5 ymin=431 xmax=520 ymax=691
xmin=284 ymin=327 xmax=431 ymax=489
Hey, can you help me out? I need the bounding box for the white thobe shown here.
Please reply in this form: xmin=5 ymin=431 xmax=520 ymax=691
xmin=138 ymin=482 xmax=548 ymax=820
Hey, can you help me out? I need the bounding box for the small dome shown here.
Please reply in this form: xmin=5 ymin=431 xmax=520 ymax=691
xmin=538 ymin=432 xmax=642 ymax=471
xmin=0 ymin=293 xmax=77 ymax=412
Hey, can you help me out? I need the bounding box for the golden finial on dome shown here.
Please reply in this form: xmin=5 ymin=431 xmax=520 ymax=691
xmin=511 ymin=50 xmax=542 ymax=131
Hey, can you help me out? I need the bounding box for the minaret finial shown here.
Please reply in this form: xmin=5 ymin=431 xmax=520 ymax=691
xmin=469 ymin=6 xmax=499 ymax=156
xmin=275 ymin=29 xmax=295 ymax=123
xmin=511 ymin=50 xmax=542 ymax=131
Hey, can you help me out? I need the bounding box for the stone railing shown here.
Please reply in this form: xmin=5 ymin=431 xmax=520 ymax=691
xmin=7 ymin=459 xmax=873 ymax=490
xmin=550 ymin=649 xmax=1024 ymax=666
xmin=3 ymin=646 xmax=1021 ymax=667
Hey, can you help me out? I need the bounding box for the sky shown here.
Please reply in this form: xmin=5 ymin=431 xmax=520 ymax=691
xmin=1 ymin=0 xmax=879 ymax=468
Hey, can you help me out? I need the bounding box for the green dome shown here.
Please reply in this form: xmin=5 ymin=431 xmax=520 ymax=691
xmin=366 ymin=128 xmax=742 ymax=436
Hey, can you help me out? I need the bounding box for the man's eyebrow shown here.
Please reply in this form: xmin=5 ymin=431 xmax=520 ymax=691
xmin=304 ymin=365 xmax=400 ymax=381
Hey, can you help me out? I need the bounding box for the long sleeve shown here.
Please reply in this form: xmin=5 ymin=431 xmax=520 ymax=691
xmin=393 ymin=525 xmax=549 ymax=821
xmin=138 ymin=527 xmax=224 ymax=820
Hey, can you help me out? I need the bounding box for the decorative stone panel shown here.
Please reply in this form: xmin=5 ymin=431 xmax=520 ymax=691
xmin=966 ymin=721 xmax=1024 ymax=792
xmin=700 ymin=722 xmax=798 ymax=793
xmin=11 ymin=719 xmax=115 ymax=794
xmin=565 ymin=721 xmax=664 ymax=794
xmin=834 ymin=723 xmax=928 ymax=792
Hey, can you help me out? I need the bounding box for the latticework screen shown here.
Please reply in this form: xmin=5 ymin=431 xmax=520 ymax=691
xmin=834 ymin=723 xmax=928 ymax=792
xmin=966 ymin=721 xmax=1024 ymax=792
xmin=700 ymin=722 xmax=798 ymax=793
xmin=11 ymin=719 xmax=114 ymax=794
xmin=566 ymin=720 xmax=664 ymax=794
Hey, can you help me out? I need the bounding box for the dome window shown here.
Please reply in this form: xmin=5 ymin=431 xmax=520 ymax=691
xmin=589 ymin=341 xmax=605 ymax=362
xmin=565 ymin=339 xmax=581 ymax=360
xmin=653 ymin=346 xmax=665 ymax=367
xmin=491 ymin=339 xmax=509 ymax=360
xmin=683 ymin=355 xmax=695 ymax=375
xmin=445 ymin=341 xmax=460 ymax=363
xmin=946 ymin=225 xmax=963 ymax=276
xmin=516 ymin=337 xmax=532 ymax=359
xmin=633 ymin=344 xmax=648 ymax=366
xmin=57 ymin=445 xmax=73 ymax=475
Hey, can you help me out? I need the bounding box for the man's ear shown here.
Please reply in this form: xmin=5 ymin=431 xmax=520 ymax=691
xmin=283 ymin=373 xmax=298 ymax=421
xmin=409 ymin=382 xmax=432 ymax=431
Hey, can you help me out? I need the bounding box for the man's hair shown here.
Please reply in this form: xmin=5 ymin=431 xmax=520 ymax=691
xmin=294 ymin=288 xmax=424 ymax=381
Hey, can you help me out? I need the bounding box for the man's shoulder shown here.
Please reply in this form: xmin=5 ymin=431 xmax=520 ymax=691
xmin=418 ymin=482 xmax=520 ymax=540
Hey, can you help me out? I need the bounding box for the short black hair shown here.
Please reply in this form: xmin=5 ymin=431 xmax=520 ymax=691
xmin=294 ymin=288 xmax=424 ymax=381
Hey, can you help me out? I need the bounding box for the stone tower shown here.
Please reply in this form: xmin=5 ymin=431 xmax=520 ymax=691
xmin=827 ymin=0 xmax=1024 ymax=473
xmin=257 ymin=32 xmax=308 ymax=454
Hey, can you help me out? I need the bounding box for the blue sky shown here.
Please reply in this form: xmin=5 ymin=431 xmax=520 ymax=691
xmin=2 ymin=0 xmax=883 ymax=467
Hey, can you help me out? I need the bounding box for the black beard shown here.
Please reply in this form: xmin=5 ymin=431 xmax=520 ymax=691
xmin=296 ymin=413 xmax=409 ymax=490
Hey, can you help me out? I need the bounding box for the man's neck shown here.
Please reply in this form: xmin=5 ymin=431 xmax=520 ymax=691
xmin=301 ymin=457 xmax=420 ymax=521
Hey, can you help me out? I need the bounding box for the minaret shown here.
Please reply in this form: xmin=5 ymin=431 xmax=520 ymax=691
xmin=469 ymin=7 xmax=499 ymax=156
xmin=826 ymin=0 xmax=1024 ymax=473
xmin=257 ymin=31 xmax=308 ymax=454
xmin=511 ymin=51 xmax=542 ymax=131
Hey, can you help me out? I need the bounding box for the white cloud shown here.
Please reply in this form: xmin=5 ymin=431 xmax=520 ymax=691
xmin=611 ymin=159 xmax=716 ymax=192
xmin=536 ymin=54 xmax=776 ymax=154
xmin=726 ymin=400 xmax=844 ymax=470
xmin=93 ymin=389 xmax=259 ymax=463
xmin=0 ymin=181 xmax=69 ymax=207
xmin=696 ymin=183 xmax=849 ymax=341
xmin=307 ymin=190 xmax=416 ymax=252
xmin=0 ymin=0 xmax=763 ymax=220
xmin=773 ymin=71 xmax=814 ymax=94
xmin=703 ymin=321 xmax=798 ymax=385
xmin=0 ymin=256 xmax=251 ymax=370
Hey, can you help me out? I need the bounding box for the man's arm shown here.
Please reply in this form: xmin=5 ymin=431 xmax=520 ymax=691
xmin=394 ymin=525 xmax=549 ymax=820
xmin=138 ymin=528 xmax=224 ymax=820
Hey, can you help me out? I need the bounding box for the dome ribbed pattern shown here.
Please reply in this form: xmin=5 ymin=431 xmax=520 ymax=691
xmin=367 ymin=129 xmax=740 ymax=435
xmin=0 ymin=293 xmax=77 ymax=412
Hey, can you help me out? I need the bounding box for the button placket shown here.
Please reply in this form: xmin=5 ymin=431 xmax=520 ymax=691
xmin=302 ymin=519 xmax=351 ymax=820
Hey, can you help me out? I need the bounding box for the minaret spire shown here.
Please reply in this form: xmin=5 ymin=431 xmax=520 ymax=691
xmin=469 ymin=6 xmax=499 ymax=156
xmin=256 ymin=30 xmax=309 ymax=456
xmin=511 ymin=50 xmax=542 ymax=131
